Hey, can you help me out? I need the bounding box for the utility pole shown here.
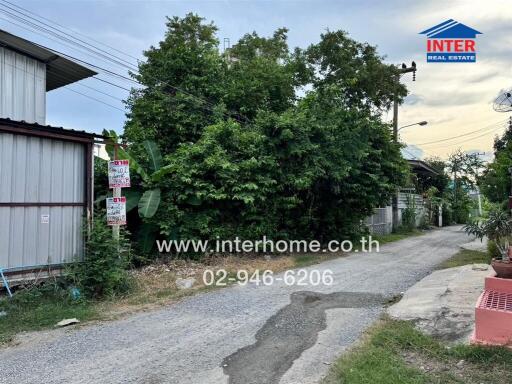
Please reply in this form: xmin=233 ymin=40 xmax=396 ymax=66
xmin=392 ymin=62 xmax=417 ymax=231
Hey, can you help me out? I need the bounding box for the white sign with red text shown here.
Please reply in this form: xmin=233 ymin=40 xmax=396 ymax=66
xmin=108 ymin=160 xmax=131 ymax=188
xmin=106 ymin=197 xmax=127 ymax=225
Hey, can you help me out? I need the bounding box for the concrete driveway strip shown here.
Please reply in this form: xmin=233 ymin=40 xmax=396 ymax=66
xmin=0 ymin=226 xmax=468 ymax=384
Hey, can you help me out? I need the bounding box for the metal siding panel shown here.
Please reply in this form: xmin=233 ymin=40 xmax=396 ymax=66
xmin=0 ymin=47 xmax=46 ymax=124
xmin=12 ymin=134 xmax=27 ymax=202
xmin=37 ymin=206 xmax=50 ymax=266
xmin=38 ymin=138 xmax=53 ymax=202
xmin=23 ymin=207 xmax=38 ymax=267
xmin=0 ymin=132 xmax=86 ymax=271
xmin=1 ymin=49 xmax=14 ymax=119
xmin=0 ymin=207 xmax=9 ymax=267
xmin=0 ymin=133 xmax=14 ymax=202
xmin=9 ymin=207 xmax=24 ymax=269
xmin=35 ymin=62 xmax=46 ymax=124
xmin=50 ymin=140 xmax=64 ymax=202
xmin=25 ymin=136 xmax=40 ymax=201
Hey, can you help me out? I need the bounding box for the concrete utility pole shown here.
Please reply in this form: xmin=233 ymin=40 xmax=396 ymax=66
xmin=392 ymin=62 xmax=417 ymax=231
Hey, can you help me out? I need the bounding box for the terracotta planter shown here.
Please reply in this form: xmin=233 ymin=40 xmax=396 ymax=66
xmin=472 ymin=276 xmax=512 ymax=347
xmin=491 ymin=259 xmax=512 ymax=279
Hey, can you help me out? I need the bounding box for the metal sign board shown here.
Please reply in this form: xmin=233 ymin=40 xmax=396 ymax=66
xmin=106 ymin=197 xmax=127 ymax=226
xmin=41 ymin=214 xmax=50 ymax=224
xmin=108 ymin=160 xmax=130 ymax=188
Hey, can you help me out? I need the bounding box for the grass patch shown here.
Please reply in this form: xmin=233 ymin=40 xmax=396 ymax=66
xmin=325 ymin=318 xmax=512 ymax=384
xmin=437 ymin=249 xmax=491 ymax=270
xmin=0 ymin=284 xmax=99 ymax=344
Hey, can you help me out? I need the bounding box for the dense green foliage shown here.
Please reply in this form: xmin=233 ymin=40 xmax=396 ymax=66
xmin=464 ymin=209 xmax=512 ymax=260
xmin=68 ymin=217 xmax=133 ymax=298
xmin=480 ymin=120 xmax=512 ymax=206
xmin=118 ymin=14 xmax=410 ymax=252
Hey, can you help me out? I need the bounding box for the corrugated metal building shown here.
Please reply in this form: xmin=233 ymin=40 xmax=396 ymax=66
xmin=0 ymin=29 xmax=98 ymax=280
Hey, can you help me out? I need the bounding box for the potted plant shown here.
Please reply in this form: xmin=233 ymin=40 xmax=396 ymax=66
xmin=464 ymin=210 xmax=512 ymax=278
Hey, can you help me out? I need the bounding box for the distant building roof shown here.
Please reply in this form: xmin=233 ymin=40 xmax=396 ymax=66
xmin=0 ymin=29 xmax=97 ymax=91
xmin=419 ymin=19 xmax=482 ymax=39
xmin=407 ymin=159 xmax=439 ymax=176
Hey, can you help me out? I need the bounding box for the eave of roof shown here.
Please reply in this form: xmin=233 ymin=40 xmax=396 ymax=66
xmin=407 ymin=159 xmax=439 ymax=176
xmin=0 ymin=117 xmax=102 ymax=143
xmin=0 ymin=29 xmax=97 ymax=91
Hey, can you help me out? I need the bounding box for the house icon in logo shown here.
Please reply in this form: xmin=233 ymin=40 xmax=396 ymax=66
xmin=420 ymin=20 xmax=482 ymax=63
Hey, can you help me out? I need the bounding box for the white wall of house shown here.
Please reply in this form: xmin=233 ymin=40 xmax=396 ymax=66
xmin=0 ymin=47 xmax=46 ymax=124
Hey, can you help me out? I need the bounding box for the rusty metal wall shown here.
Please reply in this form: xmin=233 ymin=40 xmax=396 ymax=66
xmin=0 ymin=47 xmax=46 ymax=124
xmin=0 ymin=132 xmax=85 ymax=271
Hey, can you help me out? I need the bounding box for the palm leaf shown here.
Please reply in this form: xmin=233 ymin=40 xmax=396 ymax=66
xmin=138 ymin=188 xmax=161 ymax=218
xmin=143 ymin=140 xmax=162 ymax=172
xmin=124 ymin=190 xmax=142 ymax=212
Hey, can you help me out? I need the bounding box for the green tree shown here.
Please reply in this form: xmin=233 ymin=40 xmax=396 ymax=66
xmin=447 ymin=149 xmax=483 ymax=223
xmin=119 ymin=15 xmax=410 ymax=253
xmin=124 ymin=13 xmax=225 ymax=156
xmin=306 ymin=30 xmax=407 ymax=112
xmin=480 ymin=120 xmax=512 ymax=206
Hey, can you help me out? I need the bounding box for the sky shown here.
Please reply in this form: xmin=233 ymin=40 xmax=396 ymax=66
xmin=1 ymin=0 xmax=511 ymax=160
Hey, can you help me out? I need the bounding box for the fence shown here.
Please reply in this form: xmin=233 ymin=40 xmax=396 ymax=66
xmin=364 ymin=206 xmax=393 ymax=235
xmin=364 ymin=193 xmax=427 ymax=235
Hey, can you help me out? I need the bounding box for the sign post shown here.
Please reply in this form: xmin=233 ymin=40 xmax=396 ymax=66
xmin=107 ymin=145 xmax=130 ymax=240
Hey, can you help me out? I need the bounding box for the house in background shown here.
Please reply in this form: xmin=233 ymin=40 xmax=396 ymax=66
xmin=0 ymin=29 xmax=98 ymax=281
xmin=365 ymin=159 xmax=439 ymax=235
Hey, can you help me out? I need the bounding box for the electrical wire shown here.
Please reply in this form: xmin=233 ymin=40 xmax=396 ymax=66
xmin=0 ymin=7 xmax=251 ymax=124
xmin=0 ymin=56 xmax=126 ymax=111
xmin=416 ymin=119 xmax=509 ymax=146
xmin=0 ymin=5 xmax=138 ymax=71
xmin=0 ymin=0 xmax=140 ymax=62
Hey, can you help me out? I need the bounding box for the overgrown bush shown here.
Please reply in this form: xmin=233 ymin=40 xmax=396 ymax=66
xmin=400 ymin=194 xmax=417 ymax=232
xmin=488 ymin=240 xmax=502 ymax=260
xmin=119 ymin=14 xmax=409 ymax=255
xmin=464 ymin=209 xmax=512 ymax=260
xmin=68 ymin=217 xmax=133 ymax=298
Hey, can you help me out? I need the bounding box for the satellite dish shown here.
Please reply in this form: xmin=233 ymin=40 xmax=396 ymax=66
xmin=493 ymin=90 xmax=512 ymax=112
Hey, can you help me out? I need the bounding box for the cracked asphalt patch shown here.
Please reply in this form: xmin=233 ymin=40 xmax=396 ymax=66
xmin=222 ymin=291 xmax=385 ymax=384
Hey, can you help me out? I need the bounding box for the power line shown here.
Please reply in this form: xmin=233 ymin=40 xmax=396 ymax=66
xmin=0 ymin=7 xmax=251 ymax=124
xmin=63 ymin=88 xmax=126 ymax=112
xmin=0 ymin=4 xmax=138 ymax=71
xmin=416 ymin=119 xmax=508 ymax=146
xmin=0 ymin=0 xmax=140 ymax=62
xmin=426 ymin=124 xmax=507 ymax=149
xmin=0 ymin=54 xmax=126 ymax=111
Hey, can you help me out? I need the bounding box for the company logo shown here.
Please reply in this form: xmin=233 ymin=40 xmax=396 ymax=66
xmin=419 ymin=19 xmax=482 ymax=63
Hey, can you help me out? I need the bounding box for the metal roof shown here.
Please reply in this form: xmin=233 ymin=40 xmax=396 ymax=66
xmin=0 ymin=29 xmax=97 ymax=91
xmin=407 ymin=159 xmax=439 ymax=176
xmin=0 ymin=117 xmax=101 ymax=142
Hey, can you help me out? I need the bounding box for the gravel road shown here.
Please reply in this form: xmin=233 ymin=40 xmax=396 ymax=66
xmin=0 ymin=226 xmax=468 ymax=384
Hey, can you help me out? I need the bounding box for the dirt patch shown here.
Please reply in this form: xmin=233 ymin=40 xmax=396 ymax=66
xmin=401 ymin=350 xmax=512 ymax=384
xmin=103 ymin=254 xmax=324 ymax=317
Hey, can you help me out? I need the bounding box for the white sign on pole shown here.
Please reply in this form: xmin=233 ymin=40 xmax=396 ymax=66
xmin=106 ymin=197 xmax=127 ymax=226
xmin=108 ymin=160 xmax=131 ymax=188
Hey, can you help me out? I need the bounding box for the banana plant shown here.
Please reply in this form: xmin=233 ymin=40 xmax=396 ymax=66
xmin=103 ymin=129 xmax=171 ymax=219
